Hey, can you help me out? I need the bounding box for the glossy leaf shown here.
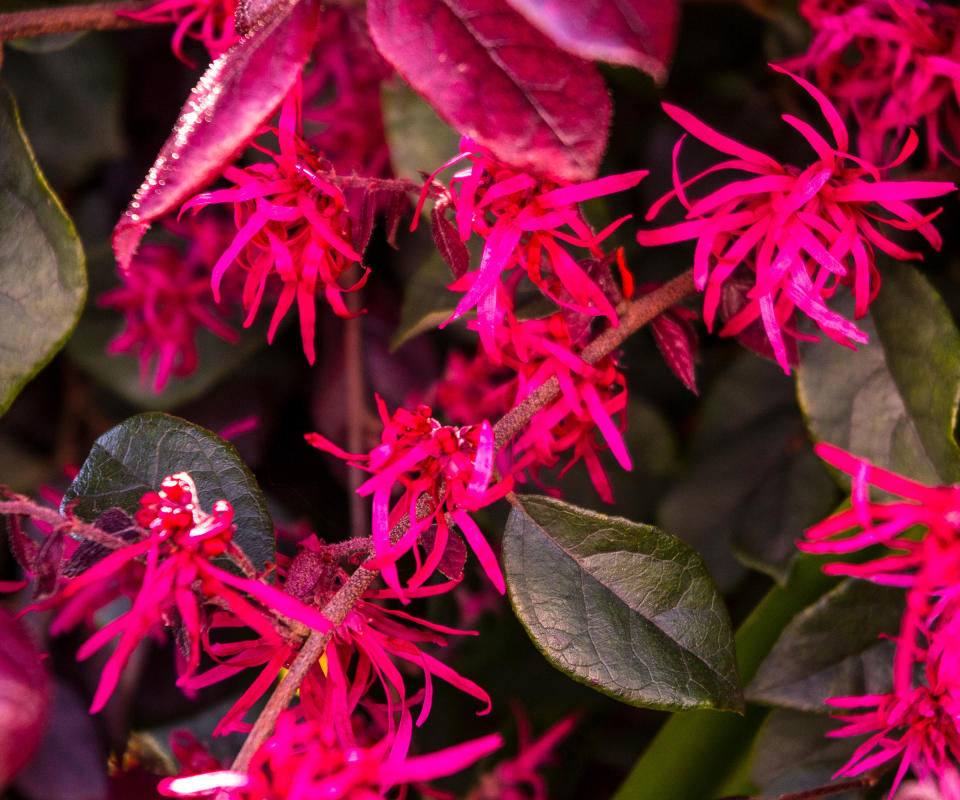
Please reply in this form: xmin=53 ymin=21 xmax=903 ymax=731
xmin=112 ymin=0 xmax=322 ymax=270
xmin=368 ymin=0 xmax=612 ymax=182
xmin=503 ymin=495 xmax=742 ymax=711
xmin=63 ymin=412 xmax=274 ymax=571
xmin=502 ymin=0 xmax=679 ymax=83
xmin=747 ymin=579 xmax=901 ymax=712
xmin=797 ymin=261 xmax=960 ymax=487
xmin=0 ymin=84 xmax=86 ymax=418
xmin=0 ymin=609 xmax=50 ymax=789
xmin=660 ymin=354 xmax=837 ymax=585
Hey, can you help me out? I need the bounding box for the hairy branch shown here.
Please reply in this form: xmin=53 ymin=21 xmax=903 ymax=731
xmin=230 ymin=267 xmax=698 ymax=772
xmin=0 ymin=2 xmax=150 ymax=41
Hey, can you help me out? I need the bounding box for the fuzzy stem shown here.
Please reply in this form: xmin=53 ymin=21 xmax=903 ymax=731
xmin=0 ymin=2 xmax=150 ymax=41
xmin=0 ymin=498 xmax=132 ymax=550
xmin=230 ymin=268 xmax=698 ymax=773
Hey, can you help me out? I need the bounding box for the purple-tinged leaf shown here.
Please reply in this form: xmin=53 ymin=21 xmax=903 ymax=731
xmin=502 ymin=0 xmax=679 ymax=83
xmin=422 ymin=525 xmax=468 ymax=581
xmin=235 ymin=0 xmax=288 ymax=35
xmin=111 ymin=0 xmax=322 ymax=271
xmin=367 ymin=0 xmax=612 ymax=182
xmin=431 ymin=202 xmax=470 ymax=279
xmin=0 ymin=610 xmax=50 ymax=789
xmin=651 ymin=311 xmax=699 ymax=394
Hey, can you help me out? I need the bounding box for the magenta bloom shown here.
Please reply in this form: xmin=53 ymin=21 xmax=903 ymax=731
xmin=801 ymin=444 xmax=960 ymax=796
xmin=183 ymin=94 xmax=368 ymax=365
xmin=786 ymin=0 xmax=960 ymax=167
xmin=417 ymin=138 xmax=646 ymax=357
xmin=435 ymin=312 xmax=631 ymax=504
xmin=184 ymin=534 xmax=491 ymax=740
xmin=158 ymin=710 xmax=502 ymax=799
xmin=306 ymin=400 xmax=510 ymax=596
xmin=637 ymin=65 xmax=955 ymax=373
xmin=30 ymin=473 xmax=329 ymax=713
xmin=118 ymin=0 xmax=240 ymax=66
xmin=100 ymin=216 xmax=238 ymax=392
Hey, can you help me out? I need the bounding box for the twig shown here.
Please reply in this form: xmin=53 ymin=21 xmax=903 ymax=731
xmin=717 ymin=773 xmax=879 ymax=800
xmin=0 ymin=2 xmax=151 ymax=41
xmin=230 ymin=268 xmax=698 ymax=772
xmin=493 ymin=268 xmax=697 ymax=448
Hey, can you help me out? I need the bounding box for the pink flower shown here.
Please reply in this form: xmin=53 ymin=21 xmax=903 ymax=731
xmin=29 ymin=474 xmax=329 ymax=713
xmin=158 ymin=710 xmax=502 ymax=799
xmin=183 ymin=534 xmax=491 ymax=740
xmin=99 ymin=216 xmax=238 ymax=393
xmin=637 ymin=65 xmax=956 ymax=374
xmin=183 ymin=93 xmax=368 ymax=365
xmin=800 ymin=445 xmax=960 ymax=796
xmin=786 ymin=0 xmax=960 ymax=167
xmin=118 ymin=0 xmax=240 ymax=66
xmin=416 ymin=138 xmax=646 ymax=358
xmin=467 ymin=709 xmax=577 ymax=800
xmin=306 ymin=400 xmax=511 ymax=596
xmin=435 ymin=312 xmax=631 ymax=504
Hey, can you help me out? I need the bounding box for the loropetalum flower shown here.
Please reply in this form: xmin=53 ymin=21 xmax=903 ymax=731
xmin=118 ymin=0 xmax=240 ymax=66
xmin=100 ymin=215 xmax=238 ymax=393
xmin=182 ymin=92 xmax=368 ymax=365
xmin=637 ymin=65 xmax=956 ymax=374
xmin=416 ymin=137 xmax=647 ymax=358
xmin=306 ymin=399 xmax=511 ymax=596
xmin=785 ymin=0 xmax=960 ymax=167
xmin=158 ymin=710 xmax=503 ymax=799
xmin=799 ymin=444 xmax=960 ymax=797
xmin=182 ymin=534 xmax=491 ymax=741
xmin=29 ymin=473 xmax=330 ymax=713
xmin=435 ymin=311 xmax=631 ymax=504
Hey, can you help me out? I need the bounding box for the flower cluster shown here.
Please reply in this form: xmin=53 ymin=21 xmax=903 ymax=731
xmin=306 ymin=400 xmax=510 ymax=596
xmin=436 ymin=311 xmax=632 ymax=503
xmin=159 ymin=710 xmax=503 ymax=799
xmin=26 ymin=473 xmax=329 ymax=713
xmin=99 ymin=215 xmax=238 ymax=392
xmin=786 ymin=0 xmax=960 ymax=167
xmin=417 ymin=137 xmax=646 ymax=358
xmin=119 ymin=0 xmax=240 ymax=66
xmin=637 ymin=66 xmax=955 ymax=373
xmin=800 ymin=444 xmax=960 ymax=797
xmin=185 ymin=533 xmax=491 ymax=741
xmin=183 ymin=93 xmax=368 ymax=365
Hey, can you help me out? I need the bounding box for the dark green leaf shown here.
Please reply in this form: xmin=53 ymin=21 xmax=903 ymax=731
xmin=660 ymin=354 xmax=837 ymax=585
xmin=503 ymin=495 xmax=743 ymax=712
xmin=0 ymin=83 xmax=86 ymax=417
xmin=63 ymin=412 xmax=274 ymax=571
xmin=797 ymin=261 xmax=960 ymax=486
xmin=748 ymin=579 xmax=902 ymax=712
xmin=750 ymin=709 xmax=862 ymax=799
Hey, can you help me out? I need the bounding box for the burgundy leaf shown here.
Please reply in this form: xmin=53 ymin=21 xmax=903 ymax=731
xmin=367 ymin=0 xmax=612 ymax=182
xmin=431 ymin=202 xmax=470 ymax=278
xmin=0 ymin=609 xmax=50 ymax=789
xmin=502 ymin=0 xmax=679 ymax=83
xmin=235 ymin=0 xmax=288 ymax=35
xmin=33 ymin=531 xmax=64 ymax=599
xmin=651 ymin=311 xmax=699 ymax=394
xmin=421 ymin=525 xmax=468 ymax=581
xmin=111 ymin=0 xmax=322 ymax=271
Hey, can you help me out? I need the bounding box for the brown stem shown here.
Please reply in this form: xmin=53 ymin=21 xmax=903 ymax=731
xmin=493 ymin=268 xmax=697 ymax=449
xmin=344 ymin=299 xmax=367 ymax=542
xmin=230 ymin=268 xmax=697 ymax=772
xmin=0 ymin=498 xmax=131 ymax=550
xmin=0 ymin=2 xmax=151 ymax=40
